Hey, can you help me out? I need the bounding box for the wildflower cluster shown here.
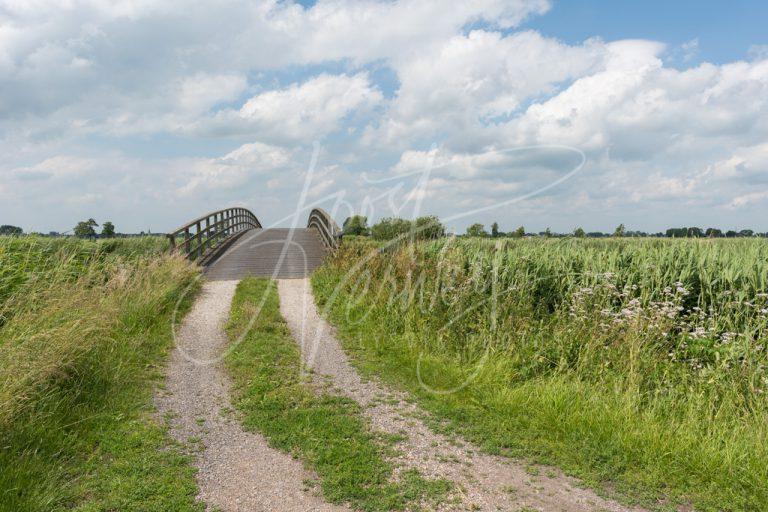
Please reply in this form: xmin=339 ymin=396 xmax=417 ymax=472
xmin=566 ymin=274 xmax=768 ymax=372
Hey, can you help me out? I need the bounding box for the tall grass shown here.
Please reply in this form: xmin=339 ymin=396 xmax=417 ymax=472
xmin=0 ymin=236 xmax=168 ymax=320
xmin=0 ymin=236 xmax=200 ymax=511
xmin=313 ymin=237 xmax=768 ymax=511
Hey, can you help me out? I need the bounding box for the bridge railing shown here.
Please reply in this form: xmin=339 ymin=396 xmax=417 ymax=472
xmin=167 ymin=207 xmax=261 ymax=262
xmin=307 ymin=208 xmax=341 ymax=251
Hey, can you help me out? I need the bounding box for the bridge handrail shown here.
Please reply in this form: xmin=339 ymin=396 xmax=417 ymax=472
xmin=167 ymin=207 xmax=261 ymax=262
xmin=307 ymin=208 xmax=340 ymax=251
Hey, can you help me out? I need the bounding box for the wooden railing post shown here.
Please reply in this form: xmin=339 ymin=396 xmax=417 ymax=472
xmin=167 ymin=207 xmax=260 ymax=263
xmin=205 ymin=216 xmax=210 ymax=253
xmin=214 ymin=213 xmax=218 ymax=244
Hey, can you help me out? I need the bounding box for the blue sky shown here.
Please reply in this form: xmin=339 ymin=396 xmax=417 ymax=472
xmin=1 ymin=0 xmax=767 ymax=234
xmin=525 ymin=0 xmax=767 ymax=65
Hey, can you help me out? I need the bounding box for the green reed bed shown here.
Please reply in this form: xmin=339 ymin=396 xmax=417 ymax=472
xmin=312 ymin=237 xmax=768 ymax=511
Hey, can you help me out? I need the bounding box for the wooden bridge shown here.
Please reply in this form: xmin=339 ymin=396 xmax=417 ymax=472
xmin=167 ymin=207 xmax=340 ymax=279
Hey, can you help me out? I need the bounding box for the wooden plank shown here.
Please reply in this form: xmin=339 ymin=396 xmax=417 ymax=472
xmin=204 ymin=228 xmax=328 ymax=280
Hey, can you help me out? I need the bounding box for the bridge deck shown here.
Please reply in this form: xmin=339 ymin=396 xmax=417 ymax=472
xmin=204 ymin=228 xmax=327 ymax=280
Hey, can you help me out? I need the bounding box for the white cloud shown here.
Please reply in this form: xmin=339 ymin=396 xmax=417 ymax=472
xmin=178 ymin=142 xmax=295 ymax=196
xmin=288 ymin=0 xmax=551 ymax=65
xmin=224 ymin=73 xmax=382 ymax=142
xmin=364 ymin=30 xmax=605 ymax=150
xmin=177 ymin=73 xmax=247 ymax=115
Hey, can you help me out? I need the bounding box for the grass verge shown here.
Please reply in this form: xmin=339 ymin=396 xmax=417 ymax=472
xmin=225 ymin=277 xmax=451 ymax=512
xmin=0 ymin=252 xmax=201 ymax=511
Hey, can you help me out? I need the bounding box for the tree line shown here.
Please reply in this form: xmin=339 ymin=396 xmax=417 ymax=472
xmin=341 ymin=216 xmax=768 ymax=240
xmin=0 ymin=219 xmax=122 ymax=238
xmin=2 ymin=217 xmax=766 ymax=239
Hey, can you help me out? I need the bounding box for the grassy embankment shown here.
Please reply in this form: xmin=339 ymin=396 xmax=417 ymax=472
xmin=0 ymin=236 xmax=202 ymax=511
xmin=312 ymin=237 xmax=768 ymax=512
xmin=225 ymin=277 xmax=451 ymax=511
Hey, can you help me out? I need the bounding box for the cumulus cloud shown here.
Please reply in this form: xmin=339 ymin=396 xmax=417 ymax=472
xmin=363 ymin=29 xmax=608 ymax=150
xmin=204 ymin=73 xmax=383 ymax=142
xmin=178 ymin=142 xmax=295 ymax=196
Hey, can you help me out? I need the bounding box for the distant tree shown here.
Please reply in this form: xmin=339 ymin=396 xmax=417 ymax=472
xmin=574 ymin=227 xmax=586 ymax=238
xmin=666 ymin=227 xmax=711 ymax=238
xmin=101 ymin=221 xmax=116 ymax=238
xmin=613 ymin=223 xmax=626 ymax=237
xmin=705 ymin=227 xmax=723 ymax=238
xmin=491 ymin=222 xmax=500 ymax=238
xmin=466 ymin=223 xmax=488 ymax=237
xmin=666 ymin=227 xmax=684 ymax=238
xmin=74 ymin=218 xmax=98 ymax=238
xmin=511 ymin=226 xmax=525 ymax=238
xmin=342 ymin=215 xmax=369 ymax=236
xmin=542 ymin=227 xmax=552 ymax=238
xmin=0 ymin=225 xmax=23 ymax=236
xmin=740 ymin=229 xmax=755 ymax=237
xmin=414 ymin=216 xmax=445 ymax=239
xmin=371 ymin=217 xmax=413 ymax=241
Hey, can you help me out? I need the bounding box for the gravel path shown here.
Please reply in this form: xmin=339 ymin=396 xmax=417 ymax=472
xmin=279 ymin=278 xmax=649 ymax=512
xmin=155 ymin=280 xmax=348 ymax=512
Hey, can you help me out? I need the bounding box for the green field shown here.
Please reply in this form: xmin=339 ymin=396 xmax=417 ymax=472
xmin=0 ymin=236 xmax=200 ymax=511
xmin=312 ymin=237 xmax=768 ymax=511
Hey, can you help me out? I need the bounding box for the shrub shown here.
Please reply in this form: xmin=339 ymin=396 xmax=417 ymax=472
xmin=371 ymin=216 xmax=446 ymax=241
xmin=342 ymin=215 xmax=370 ymax=236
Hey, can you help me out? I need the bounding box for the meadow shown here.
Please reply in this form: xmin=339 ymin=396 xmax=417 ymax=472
xmin=0 ymin=236 xmax=201 ymax=511
xmin=312 ymin=236 xmax=768 ymax=511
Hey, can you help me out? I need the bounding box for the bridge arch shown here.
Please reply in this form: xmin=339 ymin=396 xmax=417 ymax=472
xmin=168 ymin=207 xmax=341 ymax=279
